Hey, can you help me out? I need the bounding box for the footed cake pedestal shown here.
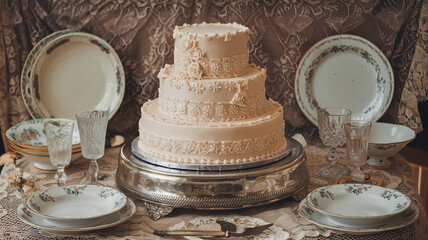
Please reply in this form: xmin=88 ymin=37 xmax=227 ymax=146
xmin=116 ymin=137 xmax=309 ymax=220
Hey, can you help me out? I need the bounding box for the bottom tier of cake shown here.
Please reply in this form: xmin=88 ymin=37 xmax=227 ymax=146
xmin=138 ymin=99 xmax=287 ymax=164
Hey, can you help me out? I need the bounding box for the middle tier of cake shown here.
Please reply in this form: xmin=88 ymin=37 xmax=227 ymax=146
xmin=158 ymin=64 xmax=270 ymax=122
xmin=138 ymin=99 xmax=287 ymax=164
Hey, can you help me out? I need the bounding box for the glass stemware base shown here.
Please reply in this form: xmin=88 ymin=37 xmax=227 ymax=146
xmin=350 ymin=167 xmax=366 ymax=182
xmin=319 ymin=147 xmax=348 ymax=178
xmin=320 ymin=165 xmax=348 ymax=178
xmin=54 ymin=167 xmax=67 ymax=186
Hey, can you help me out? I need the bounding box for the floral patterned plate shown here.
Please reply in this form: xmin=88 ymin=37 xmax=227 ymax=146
xmin=306 ymin=184 xmax=411 ymax=228
xmin=295 ymin=34 xmax=394 ymax=126
xmin=298 ymin=198 xmax=419 ymax=233
xmin=26 ymin=31 xmax=125 ymax=120
xmin=21 ymin=30 xmax=78 ymax=119
xmin=17 ymin=197 xmax=136 ymax=233
xmin=26 ymin=185 xmax=127 ymax=221
xmin=6 ymin=118 xmax=80 ymax=149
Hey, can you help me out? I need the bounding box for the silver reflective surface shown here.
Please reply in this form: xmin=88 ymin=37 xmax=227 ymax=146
xmin=116 ymin=137 xmax=309 ymax=210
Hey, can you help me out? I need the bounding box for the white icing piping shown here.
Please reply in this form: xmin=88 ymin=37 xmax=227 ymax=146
xmin=158 ymin=91 xmax=266 ymax=105
xmin=141 ymin=99 xmax=283 ymax=127
xmin=173 ymin=22 xmax=250 ymax=40
xmin=158 ymin=64 xmax=266 ymax=84
xmin=138 ymin=137 xmax=287 ymax=164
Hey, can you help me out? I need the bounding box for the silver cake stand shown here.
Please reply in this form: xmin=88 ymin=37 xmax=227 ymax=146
xmin=116 ymin=137 xmax=309 ymax=220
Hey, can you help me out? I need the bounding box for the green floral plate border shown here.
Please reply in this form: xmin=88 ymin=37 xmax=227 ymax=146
xmin=298 ymin=198 xmax=420 ymax=233
xmin=306 ymin=184 xmax=412 ymax=220
xmin=26 ymin=185 xmax=127 ymax=221
xmin=17 ymin=198 xmax=136 ymax=233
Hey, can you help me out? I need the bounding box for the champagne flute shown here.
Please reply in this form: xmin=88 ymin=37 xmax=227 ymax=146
xmin=76 ymin=110 xmax=109 ymax=185
xmin=344 ymin=120 xmax=372 ymax=182
xmin=45 ymin=121 xmax=74 ymax=186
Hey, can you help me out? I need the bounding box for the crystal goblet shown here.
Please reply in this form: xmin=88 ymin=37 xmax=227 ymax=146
xmin=76 ymin=110 xmax=109 ymax=185
xmin=44 ymin=121 xmax=74 ymax=186
xmin=317 ymin=107 xmax=351 ymax=178
xmin=344 ymin=120 xmax=372 ymax=182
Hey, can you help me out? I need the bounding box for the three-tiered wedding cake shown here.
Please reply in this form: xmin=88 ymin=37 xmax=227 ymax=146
xmin=138 ymin=22 xmax=287 ymax=164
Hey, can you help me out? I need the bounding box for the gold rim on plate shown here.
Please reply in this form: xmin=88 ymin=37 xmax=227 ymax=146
xmin=8 ymin=140 xmax=81 ymax=154
xmin=9 ymin=145 xmax=81 ymax=157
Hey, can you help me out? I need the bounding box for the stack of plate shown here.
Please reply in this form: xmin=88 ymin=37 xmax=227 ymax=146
xmin=17 ymin=185 xmax=136 ymax=233
xmin=298 ymin=184 xmax=420 ymax=233
xmin=6 ymin=119 xmax=81 ymax=171
xmin=20 ymin=30 xmax=125 ymax=120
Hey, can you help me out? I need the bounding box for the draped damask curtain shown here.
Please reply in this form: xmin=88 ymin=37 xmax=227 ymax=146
xmin=0 ymin=0 xmax=426 ymax=150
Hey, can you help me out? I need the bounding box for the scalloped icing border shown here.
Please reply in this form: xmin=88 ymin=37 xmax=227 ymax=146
xmin=141 ymin=98 xmax=283 ymax=127
xmin=137 ymin=128 xmax=287 ymax=165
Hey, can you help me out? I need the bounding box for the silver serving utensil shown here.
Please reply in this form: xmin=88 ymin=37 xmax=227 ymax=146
xmin=216 ymin=220 xmax=237 ymax=232
xmin=153 ymin=223 xmax=273 ymax=238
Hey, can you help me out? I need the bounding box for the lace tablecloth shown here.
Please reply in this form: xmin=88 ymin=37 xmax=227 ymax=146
xmin=0 ymin=144 xmax=427 ymax=240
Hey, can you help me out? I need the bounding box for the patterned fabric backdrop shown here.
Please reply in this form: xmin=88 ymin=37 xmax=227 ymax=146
xmin=0 ymin=0 xmax=427 ymax=149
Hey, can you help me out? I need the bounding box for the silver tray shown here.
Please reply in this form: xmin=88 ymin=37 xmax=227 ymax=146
xmin=130 ymin=137 xmax=292 ymax=171
xmin=116 ymin=137 xmax=309 ymax=220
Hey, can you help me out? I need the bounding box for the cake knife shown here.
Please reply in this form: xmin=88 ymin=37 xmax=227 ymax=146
xmin=153 ymin=223 xmax=273 ymax=238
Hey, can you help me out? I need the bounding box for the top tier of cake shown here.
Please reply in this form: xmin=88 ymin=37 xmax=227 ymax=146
xmin=173 ymin=22 xmax=250 ymax=79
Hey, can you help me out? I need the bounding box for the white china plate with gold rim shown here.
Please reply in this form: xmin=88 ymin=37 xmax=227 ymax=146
xmin=21 ymin=30 xmax=79 ymax=119
xmin=295 ymin=34 xmax=394 ymax=126
xmin=306 ymin=184 xmax=411 ymax=228
xmin=26 ymin=31 xmax=125 ymax=120
xmin=26 ymin=185 xmax=127 ymax=221
xmin=298 ymin=198 xmax=420 ymax=233
xmin=17 ymin=198 xmax=136 ymax=233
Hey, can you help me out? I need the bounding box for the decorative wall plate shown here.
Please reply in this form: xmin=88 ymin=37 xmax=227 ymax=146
xmin=295 ymin=34 xmax=394 ymax=126
xmin=26 ymin=185 xmax=127 ymax=221
xmin=26 ymin=32 xmax=125 ymax=120
xmin=298 ymin=198 xmax=419 ymax=233
xmin=17 ymin=198 xmax=136 ymax=233
xmin=306 ymin=184 xmax=411 ymax=228
xmin=21 ymin=30 xmax=78 ymax=119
